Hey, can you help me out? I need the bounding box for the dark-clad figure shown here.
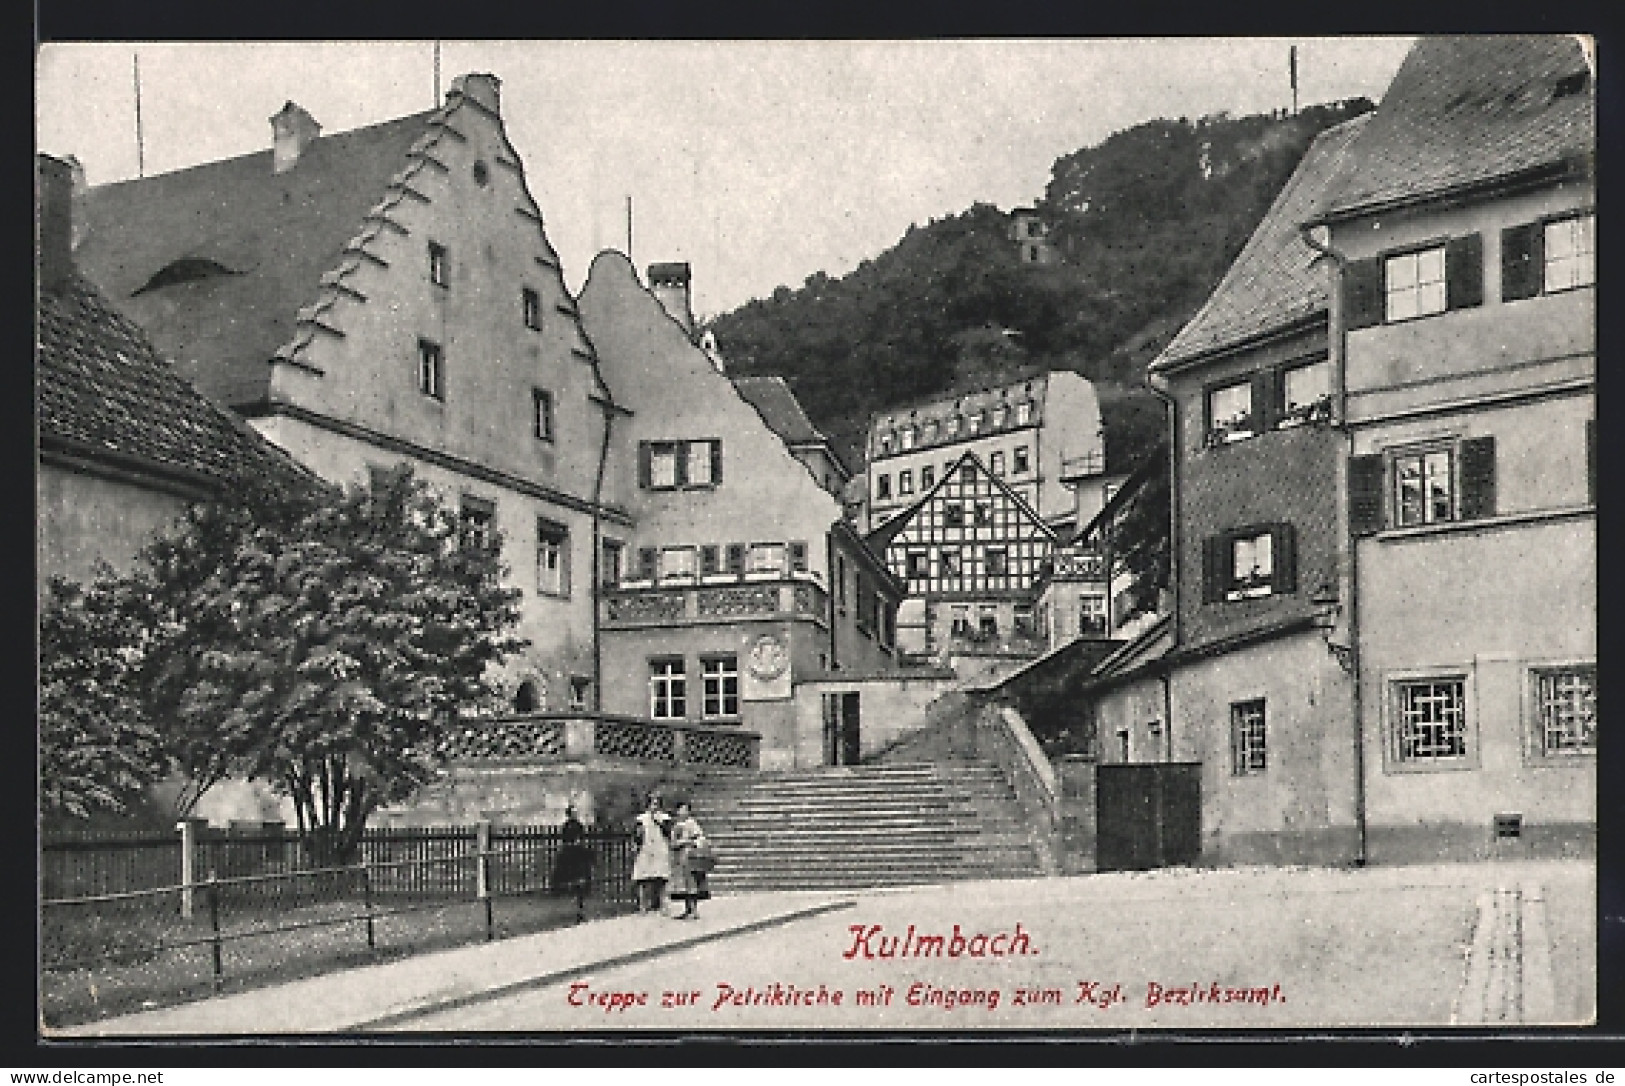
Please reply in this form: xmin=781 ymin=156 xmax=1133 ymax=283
xmin=667 ymin=800 xmax=711 ymax=920
xmin=552 ymin=805 xmax=593 ymax=923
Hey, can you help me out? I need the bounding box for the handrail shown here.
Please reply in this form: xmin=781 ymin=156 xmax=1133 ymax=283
xmin=972 ymin=704 xmax=1061 ymax=875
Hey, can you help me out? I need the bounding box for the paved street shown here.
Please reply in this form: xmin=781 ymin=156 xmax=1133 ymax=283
xmin=394 ymin=860 xmax=1594 ymax=1032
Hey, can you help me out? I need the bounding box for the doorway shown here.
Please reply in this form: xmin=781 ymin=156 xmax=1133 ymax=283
xmin=821 ymin=691 xmax=862 ymax=766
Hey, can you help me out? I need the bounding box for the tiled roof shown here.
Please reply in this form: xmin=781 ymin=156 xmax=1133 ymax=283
xmin=869 ymin=372 xmax=1051 ymax=439
xmin=1152 ymin=114 xmax=1372 ymax=371
xmin=74 ymin=111 xmax=439 ymax=409
xmin=731 ymin=375 xmax=828 ymax=447
xmin=1320 ymin=35 xmax=1593 ymax=220
xmin=39 ymin=274 xmax=309 ymax=493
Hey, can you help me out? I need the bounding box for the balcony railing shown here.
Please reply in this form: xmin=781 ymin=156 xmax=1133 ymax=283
xmin=1059 ymin=450 xmax=1107 ymax=481
xmin=436 ymin=712 xmax=759 ymax=769
xmin=602 ymin=576 xmax=828 ymax=628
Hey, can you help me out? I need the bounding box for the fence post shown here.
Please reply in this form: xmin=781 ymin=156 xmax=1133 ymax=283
xmin=362 ymin=859 xmax=376 ymax=950
xmin=476 ymin=820 xmax=493 ymax=942
xmin=206 ymin=873 xmax=223 ymax=992
xmin=177 ymin=819 xmax=199 ymax=919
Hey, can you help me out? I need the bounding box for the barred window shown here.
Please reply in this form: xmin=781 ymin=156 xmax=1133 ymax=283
xmin=1395 ymin=678 xmax=1468 ymax=763
xmin=702 ymin=656 xmax=740 ymax=719
xmin=1534 ymin=666 xmax=1596 ymax=756
xmin=1231 ymin=699 xmax=1267 ymax=775
xmin=650 ymin=659 xmax=686 ymax=720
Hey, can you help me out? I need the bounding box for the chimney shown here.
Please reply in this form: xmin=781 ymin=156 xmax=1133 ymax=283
xmin=37 ymin=154 xmax=74 ymax=295
xmin=647 ymin=262 xmax=695 ymax=336
xmin=60 ymin=155 xmax=88 ymax=249
xmin=270 ymin=102 xmax=322 ymax=174
xmin=448 ymin=73 xmax=502 ymax=115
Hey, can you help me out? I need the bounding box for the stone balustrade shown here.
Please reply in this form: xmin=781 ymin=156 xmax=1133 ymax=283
xmin=437 ymin=711 xmax=759 ymax=769
xmin=602 ymin=576 xmax=828 ymax=628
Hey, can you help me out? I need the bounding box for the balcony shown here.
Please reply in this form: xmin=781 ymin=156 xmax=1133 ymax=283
xmin=1059 ymin=450 xmax=1107 ymax=482
xmin=602 ymin=575 xmax=829 ymax=629
xmin=436 ymin=711 xmax=760 ymax=769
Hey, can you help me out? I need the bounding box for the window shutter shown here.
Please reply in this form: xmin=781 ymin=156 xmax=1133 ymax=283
xmin=1459 ymin=436 xmax=1497 ymax=521
xmin=1251 ymin=371 xmax=1275 ymax=432
xmin=700 ymin=545 xmax=719 ymax=576
xmin=789 ymin=541 xmax=808 ymax=572
xmin=637 ymin=547 xmax=657 ymax=579
xmin=1446 ymin=233 xmax=1484 ymax=310
xmin=1348 ymin=454 xmax=1386 ymax=537
xmin=1344 ymin=257 xmax=1385 ymax=330
xmin=637 ymin=442 xmax=652 ymax=489
xmin=1272 ymin=523 xmax=1298 ymax=594
xmin=1202 ymin=536 xmax=1224 ymax=603
xmin=1586 ymin=418 xmax=1596 ymax=505
xmin=673 ymin=443 xmax=689 ymax=488
xmin=1501 ymin=222 xmax=1544 ymax=301
xmin=725 ymin=543 xmax=746 ymax=574
xmin=710 ymin=439 xmax=724 ymax=486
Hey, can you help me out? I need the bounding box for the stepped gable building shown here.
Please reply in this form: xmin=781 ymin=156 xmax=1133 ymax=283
xmin=72 ymin=76 xmax=630 ymax=715
xmin=731 ymin=374 xmax=851 ymax=496
xmin=862 ymin=370 xmax=1108 ymax=536
xmin=1131 ymin=113 xmax=1373 ymax=865
xmin=579 ymin=252 xmax=904 ymax=770
xmin=1309 ymin=35 xmax=1594 ymax=861
xmin=36 ymin=153 xmax=311 ymax=595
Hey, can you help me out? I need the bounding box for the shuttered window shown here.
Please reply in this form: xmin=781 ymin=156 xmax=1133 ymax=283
xmin=639 ymin=439 xmax=722 ymax=490
xmin=1344 ymin=257 xmax=1385 ymax=330
xmin=1445 ymin=234 xmax=1484 ymax=311
xmin=1586 ymin=419 xmax=1596 ymax=505
xmin=1363 ymin=437 xmax=1496 ymax=534
xmin=1348 ymin=454 xmax=1387 ymax=537
xmin=1202 ymin=523 xmax=1297 ymax=602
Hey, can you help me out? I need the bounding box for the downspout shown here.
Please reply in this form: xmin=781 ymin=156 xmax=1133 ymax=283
xmin=1146 ymin=371 xmax=1179 ymax=763
xmin=826 ymin=530 xmax=839 ymax=672
xmin=1301 ymin=222 xmax=1366 ymax=867
xmin=590 ymin=400 xmax=615 ymax=712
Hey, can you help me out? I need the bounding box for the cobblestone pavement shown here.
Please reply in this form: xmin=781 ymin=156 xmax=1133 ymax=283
xmin=391 ymin=860 xmax=1594 ymax=1032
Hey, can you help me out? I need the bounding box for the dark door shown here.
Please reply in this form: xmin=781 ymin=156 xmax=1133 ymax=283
xmin=839 ymin=692 xmax=862 ymax=765
xmin=821 ymin=693 xmax=840 ymax=766
xmin=1095 ymin=763 xmax=1202 ymax=872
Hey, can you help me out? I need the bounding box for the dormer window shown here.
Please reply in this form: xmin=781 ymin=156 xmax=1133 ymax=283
xmin=901 ymin=427 xmax=916 ymax=450
xmin=993 ymin=406 xmax=1008 ymax=428
xmin=428 ymin=242 xmax=449 ymax=288
xmin=1016 ymin=402 xmax=1033 ymax=426
xmin=968 ymin=412 xmax=983 ymax=435
xmin=947 ymin=417 xmax=961 ymax=438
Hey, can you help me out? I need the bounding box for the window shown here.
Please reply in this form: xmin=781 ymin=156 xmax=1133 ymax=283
xmin=601 ymin=539 xmax=624 ymax=587
xmin=532 ymin=389 xmax=554 ymax=441
xmin=1384 ymin=245 xmax=1446 ymax=322
xmin=569 ymin=677 xmax=591 ymax=711
xmin=1231 ymin=700 xmax=1267 ymax=775
xmin=985 ymin=548 xmax=1008 ymax=576
xmin=943 ymin=504 xmax=964 ymax=528
xmin=993 ymin=407 xmax=1008 ymax=428
xmin=939 ymin=548 xmax=962 ymax=576
xmin=1544 ymin=214 xmax=1595 ymax=293
xmin=921 ymin=466 xmax=935 ymax=489
xmin=1393 ymin=448 xmax=1454 ymax=528
xmin=789 ymin=541 xmax=809 ymax=573
xmin=990 ymin=451 xmax=1006 ymax=477
xmin=702 ymin=656 xmax=740 ymax=719
xmin=1394 ymin=678 xmax=1468 ymax=764
xmin=659 ymin=546 xmax=696 ymax=582
xmin=636 ymin=546 xmax=658 ymax=581
xmin=650 ymin=659 xmax=687 ymax=720
xmin=968 ymin=412 xmax=983 ymax=435
xmin=878 ymin=433 xmax=895 ymax=455
xmin=1016 ymin=402 xmax=1033 ymax=426
xmin=1116 ymin=729 xmax=1131 ymax=762
xmin=1079 ymin=593 xmax=1108 ymax=637
xmin=1013 ymin=446 xmax=1030 ymax=474
xmin=641 ymin=440 xmax=722 ymax=491
xmin=950 ymin=607 xmax=971 ymax=636
xmin=1012 ymin=605 xmax=1035 ymax=638
xmin=458 ymin=497 xmax=495 ymax=551
xmin=1203 ymin=524 xmax=1297 ymax=603
xmin=875 ymin=474 xmax=892 ymax=500
xmin=1532 ymin=666 xmax=1596 ymax=757
xmin=899 ymin=470 xmax=914 ymax=496
xmin=700 ymin=545 xmax=720 ymax=577
xmin=947 ymin=416 xmax=961 ymax=438
xmin=726 ymin=543 xmax=747 ymax=576
xmin=906 ymin=550 xmax=930 ymax=578
xmin=749 ymin=542 xmax=786 ymax=574
xmin=978 ymin=609 xmax=999 ymax=638
xmin=973 ymin=502 xmax=993 ymax=527
xmin=522 ymin=287 xmax=542 ymax=330
xmin=1279 ymin=360 xmax=1333 ymax=427
xmin=536 ymin=519 xmax=569 ymax=597
xmin=1206 ymin=380 xmax=1253 ymax=445
xmin=836 ymin=555 xmax=847 ymax=607
xmin=418 ymin=339 xmax=444 ymax=400
xmin=901 ymin=427 xmax=916 ymax=450
xmin=428 ymin=242 xmax=449 ymax=287
xmin=1229 ymin=531 xmax=1273 ymax=600
xmin=961 ymin=461 xmax=978 ymax=482
xmin=924 ymin=421 xmax=939 ymax=443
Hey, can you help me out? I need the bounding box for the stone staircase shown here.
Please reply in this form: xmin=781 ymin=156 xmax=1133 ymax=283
xmin=689 ymin=761 xmax=1044 ymax=892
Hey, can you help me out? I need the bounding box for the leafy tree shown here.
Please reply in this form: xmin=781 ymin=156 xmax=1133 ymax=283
xmin=39 ymin=575 xmax=166 ymax=820
xmin=44 ymin=465 xmax=526 ymax=864
xmin=1109 ymin=445 xmax=1172 ymax=623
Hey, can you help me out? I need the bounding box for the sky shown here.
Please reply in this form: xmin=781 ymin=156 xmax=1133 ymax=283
xmin=36 ymin=39 xmax=1414 ymax=318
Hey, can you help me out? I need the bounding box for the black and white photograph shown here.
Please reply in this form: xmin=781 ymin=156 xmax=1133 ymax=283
xmin=34 ymin=36 xmax=1596 ymax=1038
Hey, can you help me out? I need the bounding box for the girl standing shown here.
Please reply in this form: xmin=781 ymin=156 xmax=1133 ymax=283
xmin=667 ymin=801 xmax=711 ymax=920
xmin=630 ymin=793 xmax=672 ymax=913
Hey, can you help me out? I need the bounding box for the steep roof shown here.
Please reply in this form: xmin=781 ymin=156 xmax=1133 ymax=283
xmin=731 ymin=374 xmax=829 ymax=448
xmin=74 ymin=110 xmax=440 ymax=408
xmin=1152 ymin=114 xmax=1371 ymax=371
xmin=1319 ymin=35 xmax=1593 ymax=221
xmin=39 ymin=274 xmax=309 ymax=493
